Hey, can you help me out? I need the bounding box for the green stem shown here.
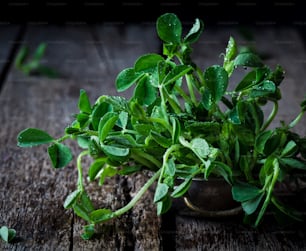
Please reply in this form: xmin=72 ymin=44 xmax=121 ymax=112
xmin=158 ymin=144 xmax=180 ymax=184
xmin=249 ymin=102 xmax=261 ymax=134
xmin=261 ymin=100 xmax=278 ymax=131
xmin=131 ymin=149 xmax=162 ymax=169
xmin=112 ymin=169 xmax=162 ymax=218
xmin=186 ymin=74 xmax=197 ymax=105
xmin=162 ymin=86 xmax=182 ymax=114
xmin=195 ymin=66 xmax=205 ymax=87
xmin=57 ymin=134 xmax=70 ymax=143
xmin=174 ymin=85 xmax=192 ymax=104
xmin=255 ymin=158 xmax=279 ymax=227
xmin=159 ymin=85 xmax=170 ymax=124
xmin=289 ymin=111 xmax=305 ymax=128
xmin=77 ymin=150 xmax=89 ymax=192
xmin=148 ymin=118 xmax=172 ymax=133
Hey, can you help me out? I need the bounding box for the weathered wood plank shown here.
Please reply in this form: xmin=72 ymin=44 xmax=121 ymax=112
xmin=0 ymin=22 xmax=162 ymax=250
xmin=0 ymin=24 xmax=21 ymax=87
xmin=0 ymin=24 xmax=130 ymax=250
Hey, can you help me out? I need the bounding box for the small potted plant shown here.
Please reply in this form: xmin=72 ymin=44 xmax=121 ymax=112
xmin=17 ymin=13 xmax=306 ymax=239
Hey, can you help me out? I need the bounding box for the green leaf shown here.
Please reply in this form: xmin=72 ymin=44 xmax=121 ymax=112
xmin=242 ymin=193 xmax=264 ymax=215
xmin=76 ymin=113 xmax=90 ymax=128
xmin=15 ymin=46 xmax=29 ymax=68
xmin=279 ymin=158 xmax=306 ymax=170
xmin=116 ymin=68 xmax=144 ymax=92
xmin=190 ymin=138 xmax=210 ymax=158
xmin=79 ymin=192 xmax=95 ymax=213
xmin=235 ymin=70 xmax=257 ymax=92
xmin=133 ymin=77 xmax=157 ymax=105
xmin=48 ymin=143 xmax=73 ymax=168
xmin=183 ymin=18 xmax=204 ymax=44
xmin=150 ymin=131 xmax=172 ymax=148
xmin=171 ymin=177 xmax=192 ymax=198
xmin=118 ymin=111 xmax=129 ymax=129
xmin=162 ymin=65 xmax=192 ymax=86
xmin=268 ymin=64 xmax=284 ymax=86
xmin=0 ymin=226 xmax=9 ymax=243
xmin=232 ymin=182 xmax=262 ymax=202
xmin=234 ymin=52 xmax=263 ymax=67
xmin=134 ymin=53 xmax=164 ymax=73
xmin=281 ymin=140 xmax=298 ymax=157
xmin=129 ymin=100 xmax=147 ymax=120
xmin=154 ymin=183 xmax=169 ymax=203
xmin=81 ymin=224 xmax=95 ymax=240
xmin=88 ymin=137 xmax=103 ymax=158
xmin=90 ymin=209 xmax=113 ymax=223
xmin=88 ymin=158 xmax=106 ymax=181
xmin=300 ymin=96 xmax=306 ymax=112
xmin=255 ymin=130 xmax=273 ymax=154
xmin=250 ymin=80 xmax=276 ymax=98
xmin=118 ymin=165 xmax=142 ymax=175
xmin=77 ymin=136 xmax=90 ymax=149
xmin=224 ymin=36 xmax=237 ymax=62
xmin=33 ymin=42 xmax=47 ymax=61
xmin=63 ymin=190 xmax=81 ymax=209
xmin=99 ymin=165 xmax=117 ymax=185
xmin=156 ymin=13 xmax=182 ymax=44
xmin=91 ymin=102 xmax=112 ymax=130
xmin=157 ymin=194 xmax=172 ymax=215
xmin=98 ymin=112 xmax=119 ymax=142
xmin=102 ymin=145 xmax=129 ymax=158
xmin=171 ymin=116 xmax=181 ymax=144
xmin=165 ymin=158 xmax=176 ymax=177
xmin=0 ymin=226 xmax=16 ymax=243
xmin=17 ymin=128 xmax=54 ymax=147
xmin=78 ymin=89 xmax=92 ymax=114
xmin=211 ymin=161 xmax=233 ymax=184
xmin=72 ymin=204 xmax=91 ymax=222
xmin=203 ymin=65 xmax=228 ymax=104
xmin=223 ymin=36 xmax=237 ymax=75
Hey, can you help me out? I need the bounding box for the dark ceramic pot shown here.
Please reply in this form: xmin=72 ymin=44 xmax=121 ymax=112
xmin=177 ymin=178 xmax=242 ymax=217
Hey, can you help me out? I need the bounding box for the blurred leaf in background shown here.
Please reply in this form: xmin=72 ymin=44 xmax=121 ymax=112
xmin=15 ymin=42 xmax=59 ymax=78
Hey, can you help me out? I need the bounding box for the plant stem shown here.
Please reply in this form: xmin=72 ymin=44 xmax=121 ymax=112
xmin=255 ymin=158 xmax=279 ymax=227
xmin=112 ymin=169 xmax=161 ymax=218
xmin=162 ymin=86 xmax=182 ymax=114
xmin=158 ymin=144 xmax=180 ymax=184
xmin=186 ymin=74 xmax=197 ymax=105
xmin=57 ymin=134 xmax=70 ymax=143
xmin=131 ymin=149 xmax=162 ymax=169
xmin=289 ymin=111 xmax=305 ymax=128
xmin=174 ymin=85 xmax=192 ymax=104
xmin=249 ymin=102 xmax=261 ymax=134
xmin=261 ymin=100 xmax=278 ymax=131
xmin=77 ymin=150 xmax=89 ymax=192
xmin=195 ymin=66 xmax=205 ymax=88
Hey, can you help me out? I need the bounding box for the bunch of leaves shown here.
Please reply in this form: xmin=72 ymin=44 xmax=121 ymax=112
xmin=15 ymin=42 xmax=58 ymax=78
xmin=0 ymin=226 xmax=16 ymax=243
xmin=17 ymin=13 xmax=306 ymax=239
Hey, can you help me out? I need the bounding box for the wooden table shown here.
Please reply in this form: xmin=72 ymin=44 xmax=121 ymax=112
xmin=1 ymin=21 xmax=306 ymax=250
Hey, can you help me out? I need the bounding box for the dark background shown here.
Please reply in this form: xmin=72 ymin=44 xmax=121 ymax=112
xmin=0 ymin=0 xmax=304 ymax=26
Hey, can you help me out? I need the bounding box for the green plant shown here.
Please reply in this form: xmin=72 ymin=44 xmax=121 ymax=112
xmin=17 ymin=13 xmax=306 ymax=239
xmin=15 ymin=42 xmax=58 ymax=78
xmin=0 ymin=226 xmax=16 ymax=243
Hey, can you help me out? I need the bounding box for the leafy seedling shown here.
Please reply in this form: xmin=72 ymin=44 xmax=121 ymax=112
xmin=17 ymin=13 xmax=306 ymax=239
